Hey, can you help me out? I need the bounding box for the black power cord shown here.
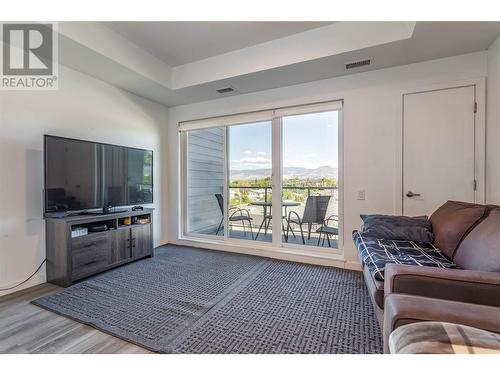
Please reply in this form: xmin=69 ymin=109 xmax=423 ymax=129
xmin=0 ymin=259 xmax=47 ymax=291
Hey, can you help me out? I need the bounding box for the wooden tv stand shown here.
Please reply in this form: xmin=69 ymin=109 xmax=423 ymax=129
xmin=44 ymin=208 xmax=154 ymax=287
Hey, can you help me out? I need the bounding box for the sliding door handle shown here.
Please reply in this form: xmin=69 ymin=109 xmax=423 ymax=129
xmin=406 ymin=191 xmax=421 ymax=198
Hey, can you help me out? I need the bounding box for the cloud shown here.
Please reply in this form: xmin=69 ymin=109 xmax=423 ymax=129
xmin=243 ymin=150 xmax=252 ymax=155
xmin=232 ymin=156 xmax=271 ymax=170
xmin=231 ymin=154 xmax=337 ymax=170
xmin=326 ymin=159 xmax=339 ymax=168
xmin=283 ymin=158 xmax=337 ymax=169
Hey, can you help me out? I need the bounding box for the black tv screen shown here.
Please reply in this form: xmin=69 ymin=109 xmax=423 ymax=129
xmin=44 ymin=135 xmax=153 ymax=212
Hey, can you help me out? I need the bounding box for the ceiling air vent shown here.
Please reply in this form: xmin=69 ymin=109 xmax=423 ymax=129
xmin=216 ymin=87 xmax=235 ymax=94
xmin=345 ymin=58 xmax=372 ymax=70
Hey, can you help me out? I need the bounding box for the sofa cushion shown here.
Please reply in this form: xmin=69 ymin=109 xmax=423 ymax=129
xmin=360 ymin=214 xmax=434 ymax=243
xmin=430 ymin=201 xmax=485 ymax=259
xmin=362 ymin=264 xmax=384 ymax=309
xmin=454 ymin=209 xmax=500 ymax=272
xmin=389 ymin=321 xmax=500 ymax=354
xmin=353 ymin=231 xmax=457 ymax=281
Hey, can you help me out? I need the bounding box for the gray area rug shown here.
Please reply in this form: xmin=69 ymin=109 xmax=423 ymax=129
xmin=32 ymin=245 xmax=383 ymax=353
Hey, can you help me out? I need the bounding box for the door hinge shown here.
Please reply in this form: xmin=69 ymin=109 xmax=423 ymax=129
xmin=474 ymin=102 xmax=478 ymax=114
xmin=473 ymin=179 xmax=477 ymax=191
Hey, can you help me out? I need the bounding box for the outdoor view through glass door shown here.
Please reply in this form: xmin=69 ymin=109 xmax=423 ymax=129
xmin=228 ymin=121 xmax=272 ymax=242
xmin=181 ymin=103 xmax=341 ymax=251
xmin=282 ymin=111 xmax=339 ymax=248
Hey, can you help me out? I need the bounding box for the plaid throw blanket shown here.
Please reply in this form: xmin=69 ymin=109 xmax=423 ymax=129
xmin=389 ymin=322 xmax=500 ymax=354
xmin=352 ymin=230 xmax=457 ymax=280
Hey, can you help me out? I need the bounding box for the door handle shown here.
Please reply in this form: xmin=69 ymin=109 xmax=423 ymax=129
xmin=406 ymin=191 xmax=421 ymax=198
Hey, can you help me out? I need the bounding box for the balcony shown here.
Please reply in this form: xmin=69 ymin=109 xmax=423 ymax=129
xmin=225 ymin=185 xmax=339 ymax=248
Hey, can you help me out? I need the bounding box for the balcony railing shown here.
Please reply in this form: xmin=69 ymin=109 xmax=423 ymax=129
xmin=226 ymin=185 xmax=338 ymax=247
xmin=228 ymin=185 xmax=338 ymax=203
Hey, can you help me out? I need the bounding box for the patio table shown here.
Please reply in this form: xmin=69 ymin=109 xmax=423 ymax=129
xmin=250 ymin=200 xmax=300 ymax=240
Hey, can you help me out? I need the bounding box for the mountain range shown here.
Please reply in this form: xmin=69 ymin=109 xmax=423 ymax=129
xmin=231 ymin=165 xmax=338 ymax=180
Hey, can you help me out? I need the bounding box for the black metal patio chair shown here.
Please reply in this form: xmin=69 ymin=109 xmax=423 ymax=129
xmin=285 ymin=195 xmax=331 ymax=244
xmin=215 ymin=193 xmax=254 ymax=239
xmin=316 ymin=214 xmax=339 ymax=247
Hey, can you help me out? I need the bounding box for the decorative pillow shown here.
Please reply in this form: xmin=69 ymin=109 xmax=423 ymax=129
xmin=360 ymin=214 xmax=434 ymax=243
xmin=453 ymin=208 xmax=500 ymax=271
xmin=429 ymin=201 xmax=485 ymax=259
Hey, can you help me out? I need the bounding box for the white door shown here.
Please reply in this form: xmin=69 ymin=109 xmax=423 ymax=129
xmin=403 ymin=86 xmax=476 ymax=216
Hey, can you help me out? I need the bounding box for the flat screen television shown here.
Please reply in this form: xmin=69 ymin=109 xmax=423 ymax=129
xmin=44 ymin=135 xmax=153 ymax=213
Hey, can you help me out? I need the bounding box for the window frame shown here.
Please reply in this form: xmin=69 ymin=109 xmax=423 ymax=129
xmin=179 ymin=101 xmax=344 ymax=256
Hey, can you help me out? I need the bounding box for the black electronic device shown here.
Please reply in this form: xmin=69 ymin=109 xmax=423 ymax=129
xmin=44 ymin=135 xmax=153 ymax=213
xmin=88 ymin=224 xmax=108 ymax=232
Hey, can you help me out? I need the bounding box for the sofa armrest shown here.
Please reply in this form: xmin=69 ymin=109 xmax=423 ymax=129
xmin=383 ymin=294 xmax=500 ymax=353
xmin=384 ymin=264 xmax=500 ymax=307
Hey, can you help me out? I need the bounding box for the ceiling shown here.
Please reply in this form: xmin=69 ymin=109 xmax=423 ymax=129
xmin=56 ymin=21 xmax=500 ymax=107
xmin=104 ymin=21 xmax=332 ymax=66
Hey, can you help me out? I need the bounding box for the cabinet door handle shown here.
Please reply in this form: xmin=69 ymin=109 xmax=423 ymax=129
xmin=83 ymin=242 xmax=96 ymax=248
xmin=84 ymin=260 xmax=98 ymax=266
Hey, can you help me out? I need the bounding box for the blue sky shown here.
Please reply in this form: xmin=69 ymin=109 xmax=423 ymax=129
xmin=229 ymin=111 xmax=338 ymax=170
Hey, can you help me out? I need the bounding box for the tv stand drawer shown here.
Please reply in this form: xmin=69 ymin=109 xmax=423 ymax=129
xmin=72 ymin=233 xmax=111 ymax=280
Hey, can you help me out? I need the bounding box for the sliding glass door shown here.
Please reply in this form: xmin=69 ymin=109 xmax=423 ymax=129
xmin=181 ymin=102 xmax=342 ymax=252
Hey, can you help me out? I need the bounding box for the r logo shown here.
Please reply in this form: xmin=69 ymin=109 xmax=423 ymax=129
xmin=2 ymin=23 xmax=53 ymax=75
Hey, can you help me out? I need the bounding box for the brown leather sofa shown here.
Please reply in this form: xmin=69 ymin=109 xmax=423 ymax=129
xmin=383 ymin=267 xmax=500 ymax=352
xmin=358 ymin=201 xmax=500 ymax=352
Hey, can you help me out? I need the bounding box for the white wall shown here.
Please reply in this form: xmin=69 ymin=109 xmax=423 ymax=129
xmin=164 ymin=52 xmax=487 ymax=267
xmin=487 ymin=36 xmax=500 ymax=204
xmin=0 ymin=65 xmax=167 ymax=296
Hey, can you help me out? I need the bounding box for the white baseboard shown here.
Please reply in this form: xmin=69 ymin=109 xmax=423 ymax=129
xmin=344 ymin=260 xmax=363 ymax=271
xmin=0 ymin=272 xmax=46 ymax=297
xmin=156 ymin=239 xmax=169 ymax=247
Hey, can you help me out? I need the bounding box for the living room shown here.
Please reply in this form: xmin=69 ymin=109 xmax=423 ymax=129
xmin=1 ymin=0 xmax=500 ymax=371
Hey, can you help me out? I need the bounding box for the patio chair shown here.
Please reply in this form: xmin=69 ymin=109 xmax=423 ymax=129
xmin=285 ymin=195 xmax=331 ymax=244
xmin=316 ymin=214 xmax=339 ymax=247
xmin=215 ymin=193 xmax=254 ymax=239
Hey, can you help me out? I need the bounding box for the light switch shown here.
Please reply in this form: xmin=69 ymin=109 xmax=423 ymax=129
xmin=357 ymin=190 xmax=366 ymax=200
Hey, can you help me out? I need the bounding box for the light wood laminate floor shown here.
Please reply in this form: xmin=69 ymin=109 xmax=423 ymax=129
xmin=0 ymin=283 xmax=152 ymax=354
